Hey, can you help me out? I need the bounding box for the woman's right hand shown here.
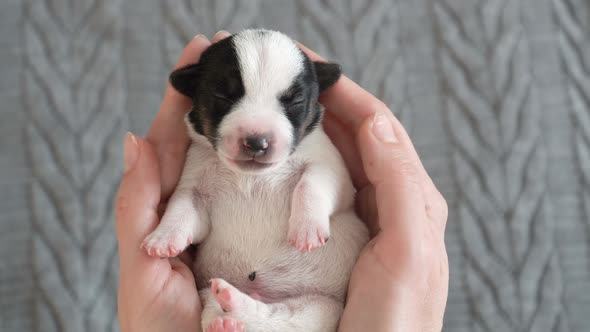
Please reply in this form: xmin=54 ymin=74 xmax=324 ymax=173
xmin=299 ymin=44 xmax=449 ymax=332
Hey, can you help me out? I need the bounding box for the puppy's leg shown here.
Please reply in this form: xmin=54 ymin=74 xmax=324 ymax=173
xmin=201 ymin=278 xmax=342 ymax=332
xmin=287 ymin=173 xmax=331 ymax=252
xmin=287 ymin=130 xmax=356 ymax=252
xmin=141 ymin=188 xmax=209 ymax=257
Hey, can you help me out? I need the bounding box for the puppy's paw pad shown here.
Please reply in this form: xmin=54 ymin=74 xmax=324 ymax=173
xmin=206 ymin=317 xmax=244 ymax=332
xmin=141 ymin=228 xmax=191 ymax=258
xmin=287 ymin=219 xmax=330 ymax=252
xmin=210 ymin=278 xmax=243 ymax=313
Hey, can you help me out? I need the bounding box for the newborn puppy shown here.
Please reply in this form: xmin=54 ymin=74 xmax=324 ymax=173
xmin=142 ymin=29 xmax=368 ymax=332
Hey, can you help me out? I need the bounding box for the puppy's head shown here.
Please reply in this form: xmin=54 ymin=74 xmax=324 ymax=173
xmin=170 ymin=29 xmax=341 ymax=173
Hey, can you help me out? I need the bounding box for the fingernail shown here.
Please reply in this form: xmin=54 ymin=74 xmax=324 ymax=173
xmin=213 ymin=30 xmax=230 ymax=39
xmin=372 ymin=111 xmax=397 ymax=143
xmin=123 ymin=132 xmax=139 ymax=174
xmin=193 ymin=34 xmax=205 ymax=40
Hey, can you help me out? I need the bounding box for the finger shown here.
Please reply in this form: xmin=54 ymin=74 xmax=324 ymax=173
xmin=322 ymin=111 xmax=368 ymax=189
xmin=298 ymin=41 xmax=435 ymax=192
xmin=115 ymin=133 xmax=168 ymax=275
xmin=357 ymin=111 xmax=427 ymax=245
xmin=427 ymin=188 xmax=448 ymax=233
xmin=354 ymin=185 xmax=378 ymax=236
xmin=147 ymin=35 xmax=212 ymax=199
xmin=331 ymin=91 xmax=436 ymax=193
xmin=297 ymin=41 xmax=375 ymax=131
xmin=211 ymin=30 xmax=231 ymax=43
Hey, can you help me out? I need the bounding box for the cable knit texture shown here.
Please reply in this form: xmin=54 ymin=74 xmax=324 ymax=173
xmin=0 ymin=0 xmax=589 ymax=331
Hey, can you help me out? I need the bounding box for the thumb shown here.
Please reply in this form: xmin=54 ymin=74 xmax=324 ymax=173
xmin=115 ymin=133 xmax=164 ymax=275
xmin=357 ymin=110 xmax=426 ymax=248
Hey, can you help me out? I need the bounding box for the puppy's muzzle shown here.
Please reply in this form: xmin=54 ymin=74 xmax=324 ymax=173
xmin=242 ymin=135 xmax=270 ymax=158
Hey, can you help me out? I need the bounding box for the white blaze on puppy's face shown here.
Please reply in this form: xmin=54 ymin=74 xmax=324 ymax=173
xmin=217 ymin=31 xmax=304 ymax=171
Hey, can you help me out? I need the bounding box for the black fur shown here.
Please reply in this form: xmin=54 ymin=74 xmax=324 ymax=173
xmin=170 ymin=36 xmax=245 ymax=145
xmin=278 ymin=51 xmax=341 ymax=147
xmin=313 ymin=62 xmax=342 ymax=93
xmin=169 ymin=63 xmax=200 ymax=97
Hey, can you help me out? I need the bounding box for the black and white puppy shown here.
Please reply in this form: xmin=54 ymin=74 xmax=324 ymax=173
xmin=142 ymin=29 xmax=368 ymax=332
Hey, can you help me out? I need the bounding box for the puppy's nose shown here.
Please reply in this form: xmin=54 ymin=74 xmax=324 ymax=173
xmin=242 ymin=135 xmax=269 ymax=156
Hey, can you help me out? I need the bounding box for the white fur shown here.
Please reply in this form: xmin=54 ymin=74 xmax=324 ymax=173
xmin=143 ymin=30 xmax=368 ymax=332
xmin=218 ymin=30 xmax=303 ymax=169
xmin=233 ymin=30 xmax=303 ymax=97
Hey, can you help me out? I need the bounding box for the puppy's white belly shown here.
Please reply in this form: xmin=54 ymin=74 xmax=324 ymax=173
xmin=193 ymin=181 xmax=367 ymax=303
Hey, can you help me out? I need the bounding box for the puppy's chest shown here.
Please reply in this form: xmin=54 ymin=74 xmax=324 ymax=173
xmin=202 ymin=163 xmax=302 ymax=225
xmin=208 ymin=176 xmax=296 ymax=234
xmin=192 ymin=162 xmax=306 ymax=298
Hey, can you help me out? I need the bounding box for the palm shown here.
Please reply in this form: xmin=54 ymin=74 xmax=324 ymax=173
xmin=134 ymin=161 xmax=203 ymax=331
xmin=116 ymin=135 xmax=202 ymax=332
xmin=142 ymin=260 xmax=201 ymax=331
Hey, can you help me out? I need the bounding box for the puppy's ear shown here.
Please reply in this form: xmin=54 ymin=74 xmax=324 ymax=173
xmin=169 ymin=63 xmax=201 ymax=97
xmin=314 ymin=62 xmax=342 ymax=93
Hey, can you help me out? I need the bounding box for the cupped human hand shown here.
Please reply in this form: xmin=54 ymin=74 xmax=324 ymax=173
xmin=299 ymin=44 xmax=449 ymax=332
xmin=115 ymin=31 xmax=231 ymax=332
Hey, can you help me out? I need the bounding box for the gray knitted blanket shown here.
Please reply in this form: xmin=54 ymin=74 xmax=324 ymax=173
xmin=1 ymin=0 xmax=589 ymax=331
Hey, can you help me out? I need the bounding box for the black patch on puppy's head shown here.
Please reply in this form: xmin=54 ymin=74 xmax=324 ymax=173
xmin=170 ymin=36 xmax=245 ymax=145
xmin=279 ymin=51 xmax=342 ymax=146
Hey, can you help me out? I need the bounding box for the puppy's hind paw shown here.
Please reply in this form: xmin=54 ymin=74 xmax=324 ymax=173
xmin=205 ymin=316 xmax=244 ymax=332
xmin=210 ymin=278 xmax=246 ymax=313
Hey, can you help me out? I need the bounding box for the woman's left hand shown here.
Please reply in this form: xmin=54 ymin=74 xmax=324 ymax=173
xmin=115 ymin=31 xmax=232 ymax=332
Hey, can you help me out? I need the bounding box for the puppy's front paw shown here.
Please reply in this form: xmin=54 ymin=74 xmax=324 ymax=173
xmin=287 ymin=215 xmax=330 ymax=252
xmin=141 ymin=226 xmax=192 ymax=258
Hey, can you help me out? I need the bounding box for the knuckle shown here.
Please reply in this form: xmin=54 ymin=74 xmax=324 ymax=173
xmin=431 ymin=190 xmax=448 ymax=222
xmin=401 ymin=243 xmax=431 ymax=279
xmin=373 ymin=237 xmax=425 ymax=276
xmin=404 ymin=240 xmax=426 ymax=265
xmin=368 ymin=98 xmax=389 ymax=115
xmin=115 ymin=191 xmax=129 ymax=219
xmin=438 ymin=194 xmax=449 ymax=220
xmin=114 ymin=199 xmax=127 ymax=236
xmin=399 ymin=160 xmax=420 ymax=179
xmin=390 ymin=153 xmax=420 ymax=180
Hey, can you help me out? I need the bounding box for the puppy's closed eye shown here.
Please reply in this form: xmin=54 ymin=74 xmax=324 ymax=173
xmin=213 ymin=91 xmax=234 ymax=104
xmin=211 ymin=77 xmax=241 ymax=104
xmin=281 ymin=95 xmax=305 ymax=107
xmin=280 ymin=88 xmax=306 ymax=107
